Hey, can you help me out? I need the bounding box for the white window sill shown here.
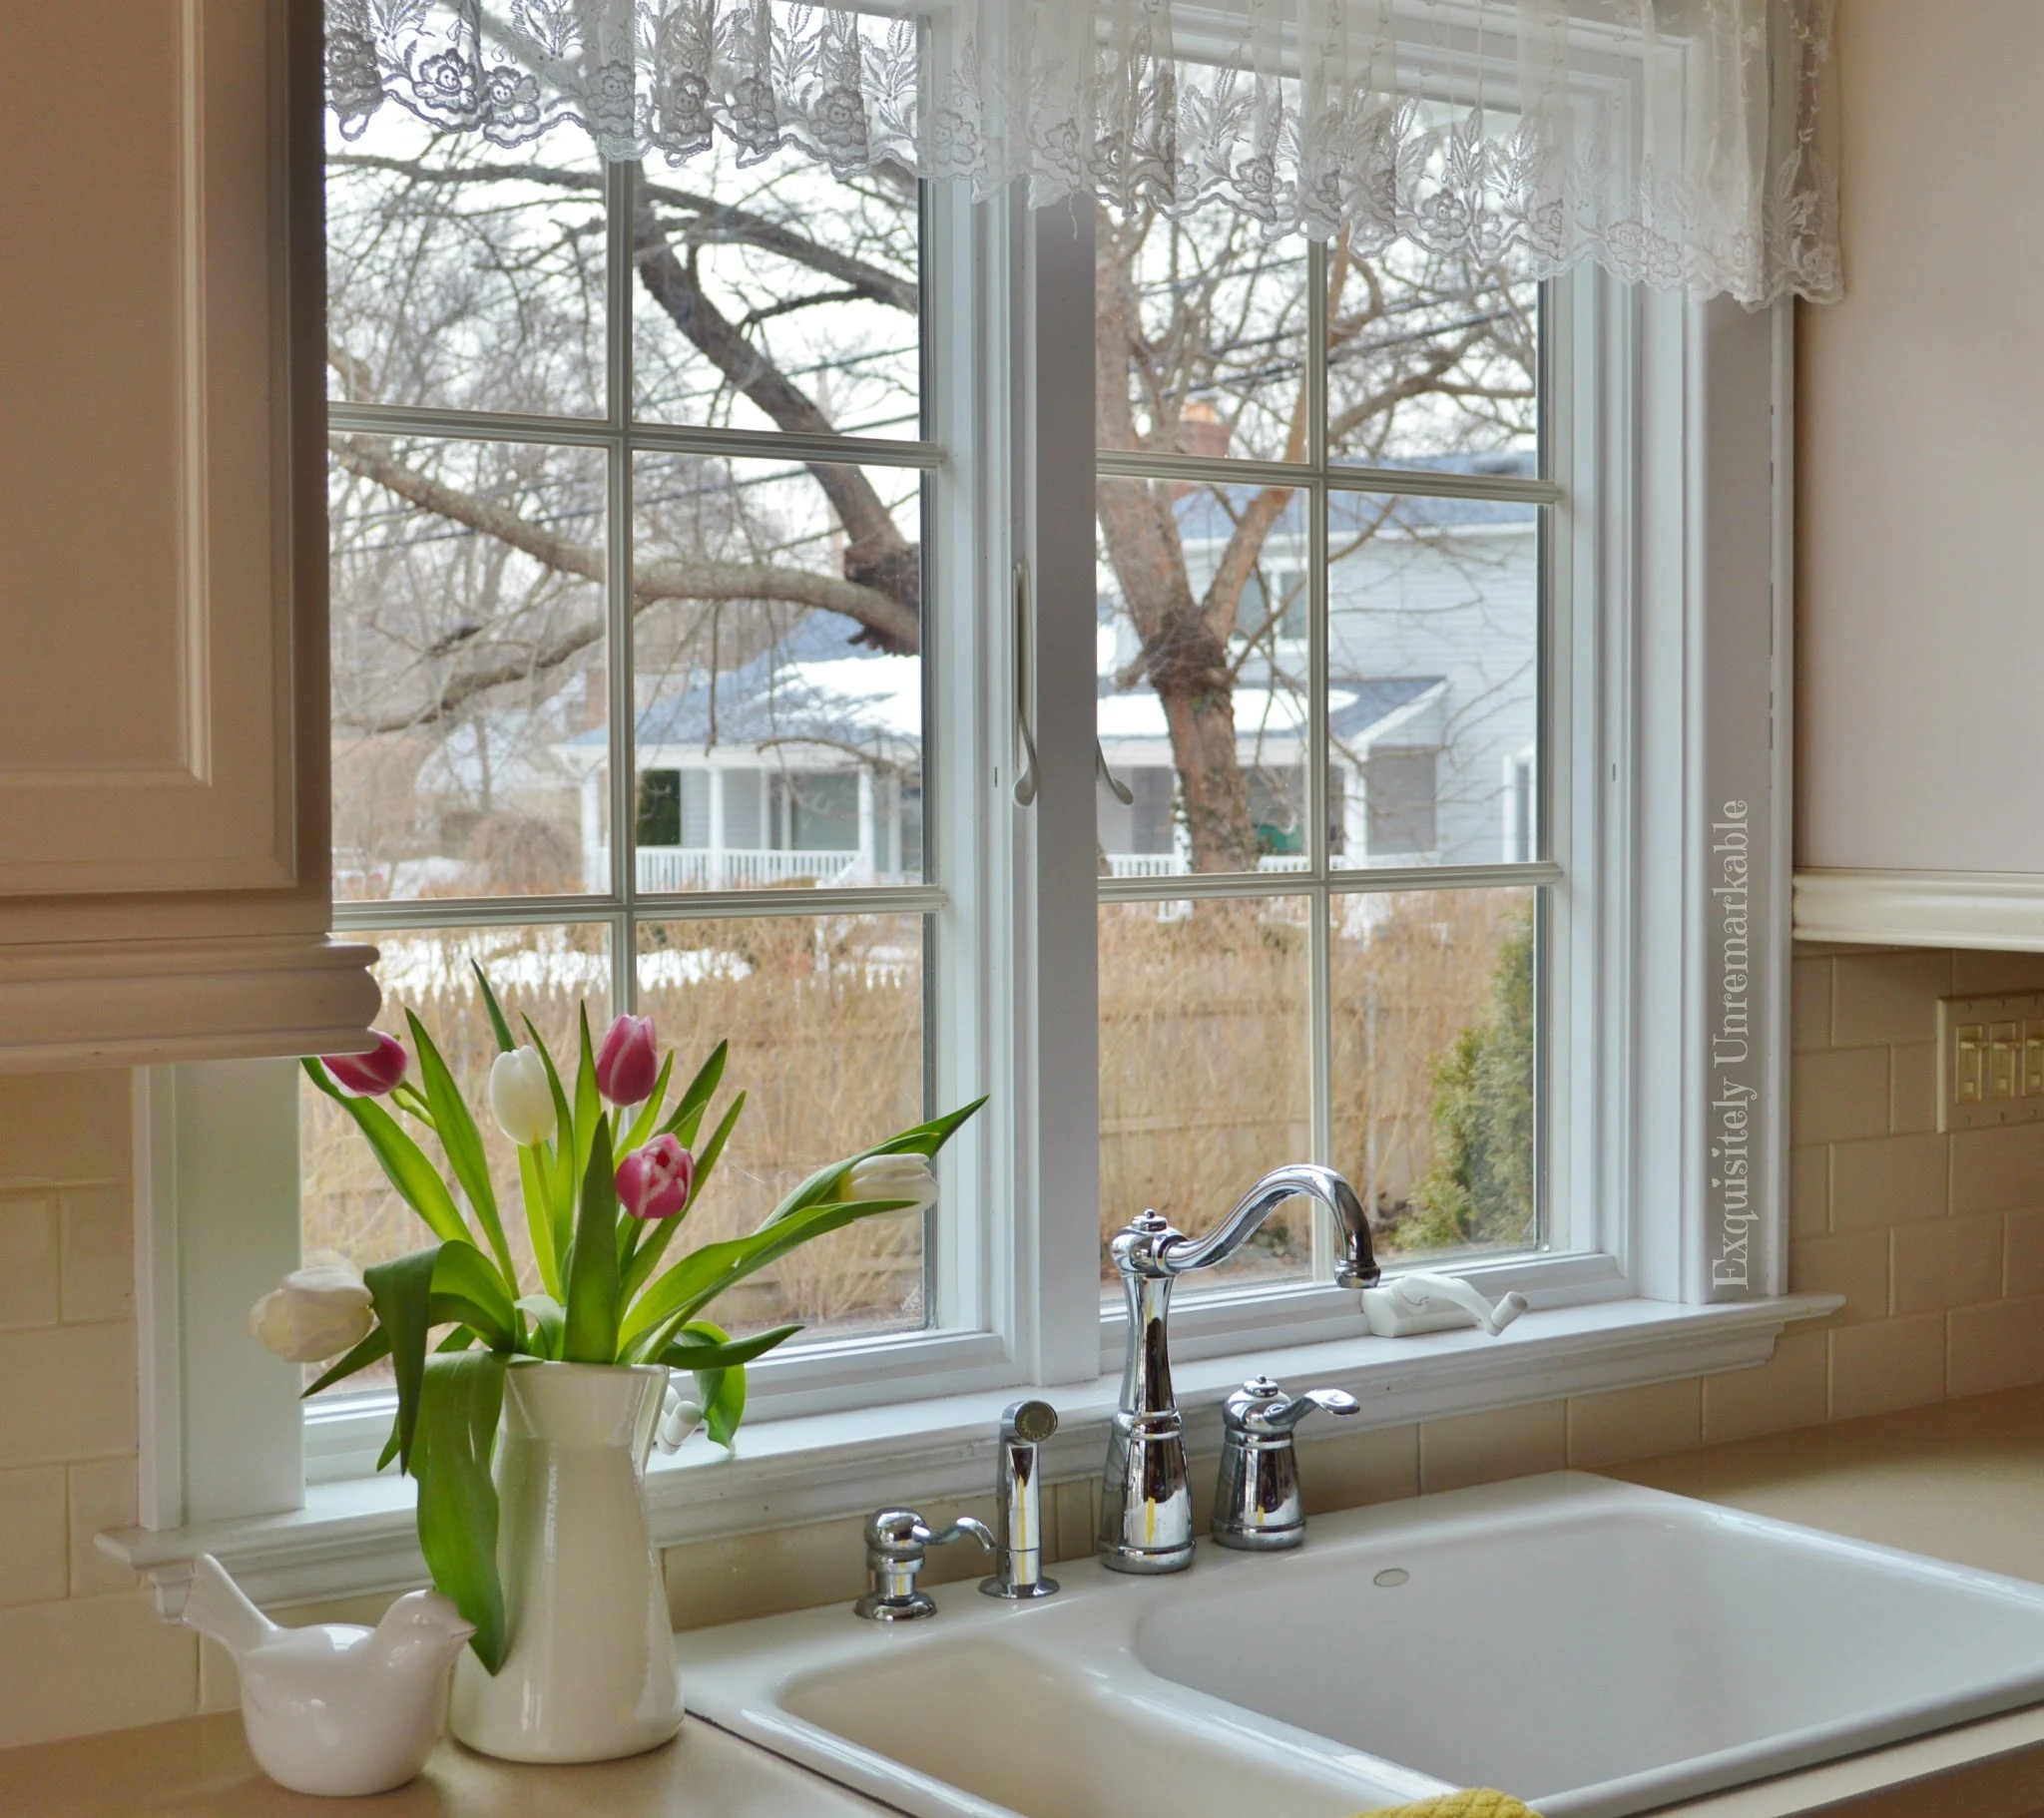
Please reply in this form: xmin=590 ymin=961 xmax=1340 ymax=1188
xmin=100 ymin=1292 xmax=1839 ymax=1618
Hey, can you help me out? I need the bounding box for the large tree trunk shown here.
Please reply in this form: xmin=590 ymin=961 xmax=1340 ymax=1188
xmin=1093 ymin=209 xmax=1259 ymax=874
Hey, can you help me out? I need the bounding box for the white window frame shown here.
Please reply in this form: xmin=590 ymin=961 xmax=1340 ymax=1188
xmin=108 ymin=31 xmax=1829 ymax=1609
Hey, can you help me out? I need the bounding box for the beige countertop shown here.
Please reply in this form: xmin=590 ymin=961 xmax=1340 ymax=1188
xmin=13 ymin=1386 xmax=2044 ymax=1818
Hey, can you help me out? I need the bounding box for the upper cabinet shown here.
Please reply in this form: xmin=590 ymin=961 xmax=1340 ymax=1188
xmin=1795 ymin=0 xmax=2044 ymax=951
xmin=0 ymin=0 xmax=377 ymax=1065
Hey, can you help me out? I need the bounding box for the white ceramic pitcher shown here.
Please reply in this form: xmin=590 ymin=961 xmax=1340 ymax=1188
xmin=449 ymin=1361 xmax=683 ymax=1762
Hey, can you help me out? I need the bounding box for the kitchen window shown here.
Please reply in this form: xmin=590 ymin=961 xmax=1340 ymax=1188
xmin=129 ymin=4 xmax=1802 ymax=1565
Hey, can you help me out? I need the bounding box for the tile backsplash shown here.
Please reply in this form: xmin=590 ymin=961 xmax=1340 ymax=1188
xmin=7 ymin=944 xmax=2044 ymax=1747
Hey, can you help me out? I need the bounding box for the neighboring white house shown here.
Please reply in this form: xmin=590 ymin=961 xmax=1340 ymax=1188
xmin=541 ymin=455 xmax=1537 ymax=893
xmin=1097 ymin=455 xmax=1539 ymax=876
xmin=557 ymin=617 xmax=925 ymax=894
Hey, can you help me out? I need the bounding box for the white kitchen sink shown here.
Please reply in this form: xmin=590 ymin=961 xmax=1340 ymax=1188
xmin=675 ymin=1473 xmax=2044 ymax=1818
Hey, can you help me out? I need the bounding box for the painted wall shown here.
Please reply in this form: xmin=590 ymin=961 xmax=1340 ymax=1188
xmin=4 ymin=943 xmax=2044 ymax=1745
xmin=1796 ymin=0 xmax=2044 ymax=872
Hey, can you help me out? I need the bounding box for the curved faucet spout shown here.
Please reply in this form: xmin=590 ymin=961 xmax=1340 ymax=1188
xmin=1160 ymin=1163 xmax=1380 ymax=1289
xmin=1099 ymin=1163 xmax=1379 ymax=1575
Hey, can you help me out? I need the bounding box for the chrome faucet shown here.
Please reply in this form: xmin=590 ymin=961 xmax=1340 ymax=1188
xmin=1099 ymin=1164 xmax=1379 ymax=1575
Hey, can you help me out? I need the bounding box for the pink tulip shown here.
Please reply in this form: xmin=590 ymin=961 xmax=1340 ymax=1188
xmin=321 ymin=1032 xmax=408 ymax=1097
xmin=595 ymin=1014 xmax=659 ymax=1107
xmin=617 ymin=1135 xmax=695 ymax=1221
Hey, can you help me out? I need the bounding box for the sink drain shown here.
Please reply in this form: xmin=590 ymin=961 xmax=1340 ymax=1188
xmin=1372 ymin=1567 xmax=1409 ymax=1588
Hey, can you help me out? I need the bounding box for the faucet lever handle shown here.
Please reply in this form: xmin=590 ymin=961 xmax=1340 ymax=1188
xmin=1224 ymin=1374 xmax=1361 ymax=1437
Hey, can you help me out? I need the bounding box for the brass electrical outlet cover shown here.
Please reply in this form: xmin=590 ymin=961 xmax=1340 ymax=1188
xmin=1937 ymin=993 xmax=2044 ymax=1132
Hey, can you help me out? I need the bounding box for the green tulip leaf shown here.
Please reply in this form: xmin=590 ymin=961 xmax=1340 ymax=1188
xmin=759 ymin=1097 xmax=986 ymax=1231
xmin=300 ymin=1322 xmax=392 ymax=1400
xmin=659 ymin=1040 xmax=729 ymax=1147
xmin=562 ymin=1122 xmax=622 ymax=1365
xmin=412 ymin=1350 xmax=509 ymax=1672
xmin=621 ymin=1196 xmax=914 ymax=1356
xmin=407 ymin=1013 xmax=516 ymax=1291
xmin=301 ymin=1060 xmax=471 ymax=1250
xmin=471 ymin=962 xmax=516 ymax=1055
xmin=364 ymin=1246 xmax=441 ymax=1473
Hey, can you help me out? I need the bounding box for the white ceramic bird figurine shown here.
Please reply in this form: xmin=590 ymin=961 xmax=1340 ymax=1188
xmin=181 ymin=1553 xmax=475 ymax=1796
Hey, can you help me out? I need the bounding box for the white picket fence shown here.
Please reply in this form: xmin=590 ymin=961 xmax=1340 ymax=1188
xmin=636 ymin=848 xmax=863 ymax=892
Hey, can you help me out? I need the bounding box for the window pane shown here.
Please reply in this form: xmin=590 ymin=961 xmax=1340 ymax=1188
xmin=1326 ymin=245 xmax=1537 ymax=472
xmin=635 ymin=914 xmax=926 ymax=1340
xmin=632 ymin=457 xmax=923 ymax=892
xmin=1097 ymin=481 xmax=1307 ymax=878
xmin=1330 ymin=887 xmax=1539 ymax=1262
xmin=300 ymin=923 xmax=612 ymax=1394
xmin=632 ymin=146 xmax=920 ymax=439
xmin=326 ymin=112 xmax=606 ymax=419
xmin=1327 ymin=495 xmax=1539 ymax=871
xmin=1097 ymin=209 xmax=1309 ymax=465
xmin=1099 ymin=898 xmax=1314 ymax=1298
xmin=328 ymin=438 xmax=608 ymax=900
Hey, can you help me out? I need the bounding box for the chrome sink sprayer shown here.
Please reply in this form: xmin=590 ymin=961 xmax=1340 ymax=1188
xmin=1099 ymin=1164 xmax=1379 ymax=1574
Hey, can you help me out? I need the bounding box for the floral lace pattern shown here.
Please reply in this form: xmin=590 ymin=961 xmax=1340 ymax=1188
xmin=325 ymin=0 xmax=1839 ymax=307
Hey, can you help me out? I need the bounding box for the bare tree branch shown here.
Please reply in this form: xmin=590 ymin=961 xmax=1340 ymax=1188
xmin=331 ymin=434 xmax=919 ymax=731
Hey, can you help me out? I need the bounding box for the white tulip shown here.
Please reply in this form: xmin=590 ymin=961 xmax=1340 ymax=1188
xmin=489 ymin=1045 xmax=556 ymax=1146
xmin=247 ymin=1251 xmax=374 ymax=1364
xmin=844 ymin=1152 xmax=940 ymax=1213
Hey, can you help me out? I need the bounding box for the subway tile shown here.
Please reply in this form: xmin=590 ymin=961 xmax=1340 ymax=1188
xmin=1702 ymin=1330 xmax=1829 ymax=1444
xmin=1952 ymin=1123 xmax=2044 ymax=1216
xmin=1788 ymin=1229 xmax=1889 ymax=1323
xmin=2007 ymin=1209 xmax=2044 ymax=1299
xmin=67 ymin=1458 xmax=137 ymax=1596
xmin=1889 ymin=1043 xmax=1938 ymax=1136
xmin=1829 ymin=1315 xmax=1946 ymax=1420
xmin=665 ymin=1517 xmax=870 ymax=1632
xmin=0 ymin=1467 xmax=69 ymax=1605
xmin=1830 ymin=1133 xmax=1949 ymax=1230
xmin=1566 ymin=1379 xmax=1702 ymax=1469
xmin=1418 ymin=1400 xmax=1567 ymax=1494
xmin=1790 ymin=957 xmax=1832 ymax=1052
xmin=0 ymin=1323 xmax=136 ymax=1467
xmin=0 ymin=1197 xmax=59 ymax=1330
xmin=1948 ymin=1297 xmax=2044 ymax=1398
xmin=1789 ymin=1145 xmax=1829 ymax=1238
xmin=1791 ymin=1048 xmax=1890 ymax=1146
xmin=60 ymin=1186 xmax=131 ymax=1325
xmin=1050 ymin=1476 xmax=1097 ymax=1565
xmin=1952 ymin=951 xmax=2044 ymax=995
xmin=1891 ymin=1214 xmax=2003 ymax=1315
xmin=1829 ymin=951 xmax=1951 ymax=1048
xmin=0 ymin=1588 xmax=197 ymax=1748
xmin=1297 ymin=1423 xmax=1419 ymax=1516
xmin=0 ymin=1073 xmax=129 ymax=1190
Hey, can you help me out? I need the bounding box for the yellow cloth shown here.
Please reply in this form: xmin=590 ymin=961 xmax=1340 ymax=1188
xmin=1357 ymin=1794 xmax=1539 ymax=1818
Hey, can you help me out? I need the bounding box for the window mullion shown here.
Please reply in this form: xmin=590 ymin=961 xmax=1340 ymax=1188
xmin=1018 ymin=200 xmax=1107 ymax=1387
xmin=606 ymin=159 xmax=638 ymax=1013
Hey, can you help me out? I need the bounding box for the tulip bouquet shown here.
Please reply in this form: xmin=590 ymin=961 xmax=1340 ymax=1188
xmin=252 ymin=967 xmax=981 ymax=1670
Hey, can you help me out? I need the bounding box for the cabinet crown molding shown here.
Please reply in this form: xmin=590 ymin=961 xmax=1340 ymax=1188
xmin=1793 ymin=869 xmax=2044 ymax=953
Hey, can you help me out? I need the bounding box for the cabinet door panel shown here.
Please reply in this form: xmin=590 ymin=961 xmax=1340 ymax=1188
xmin=0 ymin=0 xmax=296 ymax=893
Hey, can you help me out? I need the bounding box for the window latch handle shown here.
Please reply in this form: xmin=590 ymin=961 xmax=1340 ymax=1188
xmin=1012 ymin=563 xmax=1040 ymax=807
xmin=1095 ymin=741 xmax=1134 ymax=806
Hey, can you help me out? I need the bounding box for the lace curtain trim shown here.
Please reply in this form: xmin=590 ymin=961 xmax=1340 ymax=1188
xmin=325 ymin=0 xmax=1840 ymax=308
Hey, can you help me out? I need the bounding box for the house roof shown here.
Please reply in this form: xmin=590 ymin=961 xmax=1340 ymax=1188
xmin=571 ymin=615 xmax=920 ymax=756
xmin=1096 ymin=674 xmax=1442 ymax=746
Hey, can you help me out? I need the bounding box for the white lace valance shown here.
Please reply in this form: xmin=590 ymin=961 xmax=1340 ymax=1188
xmin=325 ymin=0 xmax=1840 ymax=308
